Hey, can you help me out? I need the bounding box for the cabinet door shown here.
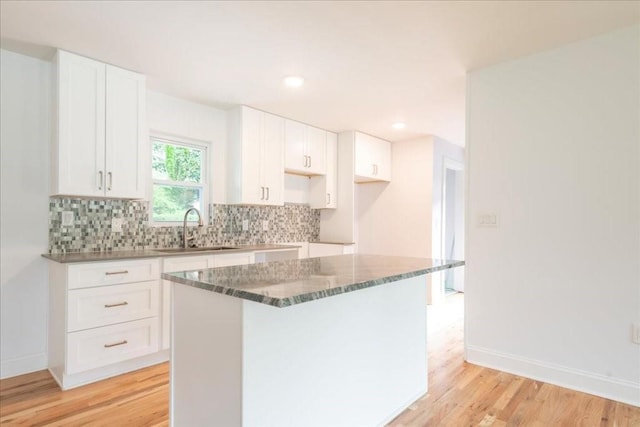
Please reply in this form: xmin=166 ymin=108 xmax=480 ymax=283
xmin=241 ymin=107 xmax=265 ymax=204
xmin=354 ymin=132 xmax=391 ymax=182
xmin=56 ymin=51 xmax=106 ymax=197
xmin=105 ymin=65 xmax=146 ymax=199
xmin=306 ymin=126 xmax=327 ymax=175
xmin=261 ymin=113 xmax=284 ymax=205
xmin=354 ymin=133 xmax=375 ymax=180
xmin=309 ymin=132 xmax=337 ymax=209
xmin=284 ymin=119 xmax=307 ymax=173
xmin=372 ymin=137 xmax=391 ymax=181
xmin=325 ymin=132 xmax=338 ymax=208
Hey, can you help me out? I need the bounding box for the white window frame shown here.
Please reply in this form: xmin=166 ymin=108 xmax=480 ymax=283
xmin=149 ymin=133 xmax=210 ymax=226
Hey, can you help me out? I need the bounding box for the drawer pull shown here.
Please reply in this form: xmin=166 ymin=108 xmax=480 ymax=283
xmin=104 ymin=301 xmax=128 ymax=308
xmin=104 ymin=340 xmax=128 ymax=348
xmin=105 ymin=270 xmax=129 ymax=276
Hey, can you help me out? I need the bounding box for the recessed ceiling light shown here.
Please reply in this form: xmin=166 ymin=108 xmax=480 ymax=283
xmin=284 ymin=76 xmax=304 ymax=87
xmin=392 ymin=122 xmax=406 ymax=130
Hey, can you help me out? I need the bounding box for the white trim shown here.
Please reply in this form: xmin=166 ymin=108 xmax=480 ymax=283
xmin=0 ymin=352 xmax=48 ymax=379
xmin=466 ymin=344 xmax=640 ymax=407
xmin=437 ymin=157 xmax=464 ymax=300
xmin=149 ymin=131 xmax=210 ymax=226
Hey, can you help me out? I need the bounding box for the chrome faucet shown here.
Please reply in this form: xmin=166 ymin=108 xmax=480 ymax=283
xmin=183 ymin=207 xmax=204 ymax=248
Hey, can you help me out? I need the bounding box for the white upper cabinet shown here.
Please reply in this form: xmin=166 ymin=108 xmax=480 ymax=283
xmin=354 ymin=132 xmax=391 ymax=183
xmin=284 ymin=119 xmax=326 ymax=175
xmin=309 ymin=132 xmax=338 ymax=209
xmin=53 ymin=50 xmax=145 ymax=199
xmin=227 ymin=106 xmax=284 ymax=206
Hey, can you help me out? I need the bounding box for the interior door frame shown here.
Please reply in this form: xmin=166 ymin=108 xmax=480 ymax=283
xmin=439 ymin=157 xmax=464 ymax=297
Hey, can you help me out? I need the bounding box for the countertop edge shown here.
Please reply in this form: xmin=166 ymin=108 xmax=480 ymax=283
xmin=42 ymin=244 xmax=302 ymax=264
xmin=163 ymin=259 xmax=465 ymax=308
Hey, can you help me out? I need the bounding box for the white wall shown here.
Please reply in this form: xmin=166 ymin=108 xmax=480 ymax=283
xmin=146 ymin=91 xmax=228 ymax=204
xmin=357 ymin=137 xmax=434 ymax=258
xmin=0 ymin=50 xmax=51 ymax=378
xmin=466 ymin=25 xmax=640 ymax=405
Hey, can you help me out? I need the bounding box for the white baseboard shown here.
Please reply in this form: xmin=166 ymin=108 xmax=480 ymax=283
xmin=1 ymin=352 xmax=48 ymax=379
xmin=466 ymin=345 xmax=640 ymax=407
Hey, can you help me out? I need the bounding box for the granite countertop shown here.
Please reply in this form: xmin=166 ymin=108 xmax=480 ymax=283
xmin=42 ymin=244 xmax=301 ymax=264
xmin=163 ymin=254 xmax=465 ymax=308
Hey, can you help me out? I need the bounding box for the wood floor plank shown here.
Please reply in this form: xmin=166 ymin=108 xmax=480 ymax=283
xmin=1 ymin=293 xmax=639 ymax=426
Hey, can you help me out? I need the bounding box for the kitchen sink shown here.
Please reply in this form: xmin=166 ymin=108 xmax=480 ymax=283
xmin=156 ymin=246 xmax=239 ymax=254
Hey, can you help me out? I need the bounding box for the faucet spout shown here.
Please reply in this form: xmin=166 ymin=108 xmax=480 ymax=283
xmin=183 ymin=207 xmax=204 ymax=249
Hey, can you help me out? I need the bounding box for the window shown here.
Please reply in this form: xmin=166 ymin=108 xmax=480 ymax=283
xmin=151 ymin=136 xmax=208 ymax=223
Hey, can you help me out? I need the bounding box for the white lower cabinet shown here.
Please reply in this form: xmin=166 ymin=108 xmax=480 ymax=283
xmin=48 ymin=258 xmax=163 ymax=390
xmin=66 ymin=318 xmax=159 ymax=375
xmin=308 ymin=243 xmax=355 ymax=257
xmin=161 ymin=252 xmax=255 ymax=350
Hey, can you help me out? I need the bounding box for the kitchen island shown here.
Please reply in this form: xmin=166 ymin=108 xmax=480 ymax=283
xmin=163 ymin=254 xmax=464 ymax=426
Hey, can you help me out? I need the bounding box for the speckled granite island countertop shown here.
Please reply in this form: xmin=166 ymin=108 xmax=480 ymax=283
xmin=41 ymin=244 xmax=299 ymax=263
xmin=163 ymin=254 xmax=464 ymax=308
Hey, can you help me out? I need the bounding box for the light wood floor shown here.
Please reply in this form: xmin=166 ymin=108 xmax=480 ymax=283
xmin=1 ymin=293 xmax=638 ymax=426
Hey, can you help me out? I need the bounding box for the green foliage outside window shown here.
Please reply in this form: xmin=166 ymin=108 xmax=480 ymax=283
xmin=151 ymin=140 xmax=205 ymax=222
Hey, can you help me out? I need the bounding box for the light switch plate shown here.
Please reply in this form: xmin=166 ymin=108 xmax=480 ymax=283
xmin=262 ymin=220 xmax=269 ymax=231
xmin=242 ymin=219 xmax=249 ymax=231
xmin=478 ymin=213 xmax=498 ymax=228
xmin=61 ymin=211 xmax=74 ymax=227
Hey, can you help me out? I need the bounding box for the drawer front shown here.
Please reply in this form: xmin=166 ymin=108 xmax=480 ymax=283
xmin=163 ymin=255 xmax=213 ymax=273
xmin=68 ymin=258 xmax=160 ymax=289
xmin=67 ymin=280 xmax=160 ymax=332
xmin=212 ymin=252 xmax=254 ymax=268
xmin=66 ymin=317 xmax=159 ymax=374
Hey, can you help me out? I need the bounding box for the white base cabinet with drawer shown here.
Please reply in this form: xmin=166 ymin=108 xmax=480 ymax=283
xmin=48 ymin=258 xmax=167 ymax=390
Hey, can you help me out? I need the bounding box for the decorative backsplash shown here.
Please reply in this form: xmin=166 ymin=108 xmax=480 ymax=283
xmin=48 ymin=198 xmax=320 ymax=254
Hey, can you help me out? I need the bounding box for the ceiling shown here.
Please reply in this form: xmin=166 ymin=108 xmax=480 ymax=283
xmin=1 ymin=1 xmax=638 ymax=146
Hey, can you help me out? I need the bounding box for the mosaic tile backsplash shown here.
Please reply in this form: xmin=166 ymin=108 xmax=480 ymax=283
xmin=49 ymin=198 xmax=320 ymax=254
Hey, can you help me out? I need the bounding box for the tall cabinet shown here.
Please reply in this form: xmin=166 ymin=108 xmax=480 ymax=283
xmin=309 ymin=132 xmax=338 ymax=209
xmin=52 ymin=50 xmax=146 ymax=199
xmin=227 ymin=106 xmax=284 ymax=205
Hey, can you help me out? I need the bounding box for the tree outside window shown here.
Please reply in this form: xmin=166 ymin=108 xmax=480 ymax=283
xmin=151 ymin=137 xmax=207 ymax=223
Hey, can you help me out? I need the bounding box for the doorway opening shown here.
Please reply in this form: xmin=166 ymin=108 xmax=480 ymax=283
xmin=441 ymin=158 xmax=465 ymax=295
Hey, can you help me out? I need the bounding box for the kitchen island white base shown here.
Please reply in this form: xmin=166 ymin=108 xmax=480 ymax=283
xmin=171 ymin=275 xmax=428 ymax=426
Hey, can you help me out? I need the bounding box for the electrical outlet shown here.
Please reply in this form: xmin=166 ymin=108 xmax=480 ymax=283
xmin=61 ymin=211 xmax=74 ymax=226
xmin=111 ymin=217 xmax=123 ymax=233
xmin=262 ymin=220 xmax=269 ymax=231
xmin=242 ymin=219 xmax=249 ymax=231
xmin=632 ymin=323 xmax=640 ymax=345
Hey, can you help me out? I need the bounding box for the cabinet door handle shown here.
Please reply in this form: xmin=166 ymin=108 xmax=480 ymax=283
xmin=327 ymin=193 xmax=330 ymax=205
xmin=266 ymin=187 xmax=270 ymax=200
xmin=308 ymin=156 xmax=312 ymax=169
xmin=107 ymin=172 xmax=113 ymax=191
xmin=303 ymin=155 xmax=308 ymax=167
xmin=105 ymin=270 xmax=128 ymax=276
xmin=104 ymin=301 xmax=128 ymax=308
xmin=260 ymin=187 xmax=265 ymax=200
xmin=98 ymin=171 xmax=103 ymax=190
xmin=104 ymin=340 xmax=128 ymax=348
